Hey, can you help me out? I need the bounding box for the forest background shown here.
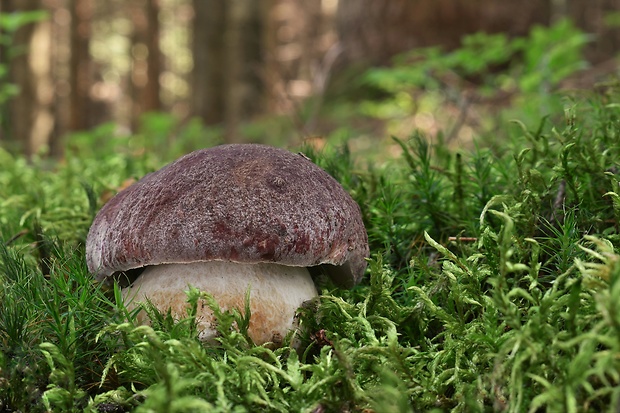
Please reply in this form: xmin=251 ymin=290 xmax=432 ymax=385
xmin=2 ymin=0 xmax=620 ymax=158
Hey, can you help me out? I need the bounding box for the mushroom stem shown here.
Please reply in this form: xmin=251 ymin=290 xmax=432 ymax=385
xmin=123 ymin=261 xmax=317 ymax=345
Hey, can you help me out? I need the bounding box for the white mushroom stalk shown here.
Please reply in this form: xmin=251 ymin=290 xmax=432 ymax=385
xmin=124 ymin=261 xmax=317 ymax=344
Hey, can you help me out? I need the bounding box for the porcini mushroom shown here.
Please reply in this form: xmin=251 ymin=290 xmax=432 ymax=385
xmin=86 ymin=144 xmax=368 ymax=345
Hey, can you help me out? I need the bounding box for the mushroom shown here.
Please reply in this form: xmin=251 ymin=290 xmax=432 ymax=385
xmin=86 ymin=144 xmax=368 ymax=345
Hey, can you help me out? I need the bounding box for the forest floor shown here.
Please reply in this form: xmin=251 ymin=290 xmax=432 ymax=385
xmin=2 ymin=60 xmax=620 ymax=411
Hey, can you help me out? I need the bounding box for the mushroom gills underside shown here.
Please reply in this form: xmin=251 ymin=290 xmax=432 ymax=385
xmin=122 ymin=261 xmax=318 ymax=345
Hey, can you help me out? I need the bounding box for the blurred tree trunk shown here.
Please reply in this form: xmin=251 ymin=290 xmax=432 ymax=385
xmin=48 ymin=0 xmax=72 ymax=157
xmin=567 ymin=0 xmax=620 ymax=63
xmin=336 ymin=0 xmax=551 ymax=66
xmin=0 ymin=1 xmax=7 ymax=144
xmin=191 ymin=0 xmax=264 ymax=143
xmin=130 ymin=0 xmax=162 ymax=131
xmin=69 ymin=0 xmax=93 ymax=131
xmin=224 ymin=0 xmax=263 ymax=142
xmin=262 ymin=0 xmax=328 ymax=114
xmin=191 ymin=0 xmax=226 ymax=125
xmin=4 ymin=0 xmax=55 ymax=157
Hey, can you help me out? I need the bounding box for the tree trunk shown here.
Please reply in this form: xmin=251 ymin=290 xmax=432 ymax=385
xmin=69 ymin=0 xmax=94 ymax=132
xmin=567 ymin=0 xmax=620 ymax=63
xmin=191 ymin=0 xmax=226 ymax=125
xmin=224 ymin=0 xmax=263 ymax=142
xmin=191 ymin=0 xmax=264 ymax=142
xmin=4 ymin=0 xmax=55 ymax=157
xmin=0 ymin=1 xmax=6 ymax=144
xmin=130 ymin=0 xmax=162 ymax=131
xmin=262 ymin=0 xmax=328 ymax=115
xmin=145 ymin=0 xmax=161 ymax=112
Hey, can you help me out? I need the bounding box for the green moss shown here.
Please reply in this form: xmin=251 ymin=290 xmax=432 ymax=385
xmin=2 ymin=86 xmax=620 ymax=412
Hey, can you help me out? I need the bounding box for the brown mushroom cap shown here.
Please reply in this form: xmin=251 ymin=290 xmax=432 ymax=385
xmin=86 ymin=144 xmax=368 ymax=287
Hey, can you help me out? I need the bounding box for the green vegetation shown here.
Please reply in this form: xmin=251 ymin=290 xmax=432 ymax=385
xmin=359 ymin=19 xmax=591 ymax=146
xmin=0 ymin=10 xmax=48 ymax=140
xmin=2 ymin=84 xmax=620 ymax=411
xmin=2 ymin=19 xmax=620 ymax=412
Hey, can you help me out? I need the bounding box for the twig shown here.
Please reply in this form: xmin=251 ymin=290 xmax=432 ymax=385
xmin=548 ymin=179 xmax=566 ymax=225
xmin=4 ymin=229 xmax=29 ymax=245
xmin=448 ymin=236 xmax=477 ymax=242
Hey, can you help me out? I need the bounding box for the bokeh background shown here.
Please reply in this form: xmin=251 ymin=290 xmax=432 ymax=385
xmin=1 ymin=0 xmax=620 ymax=158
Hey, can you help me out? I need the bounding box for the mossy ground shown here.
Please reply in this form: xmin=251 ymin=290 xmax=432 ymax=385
xmin=2 ymin=85 xmax=620 ymax=412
